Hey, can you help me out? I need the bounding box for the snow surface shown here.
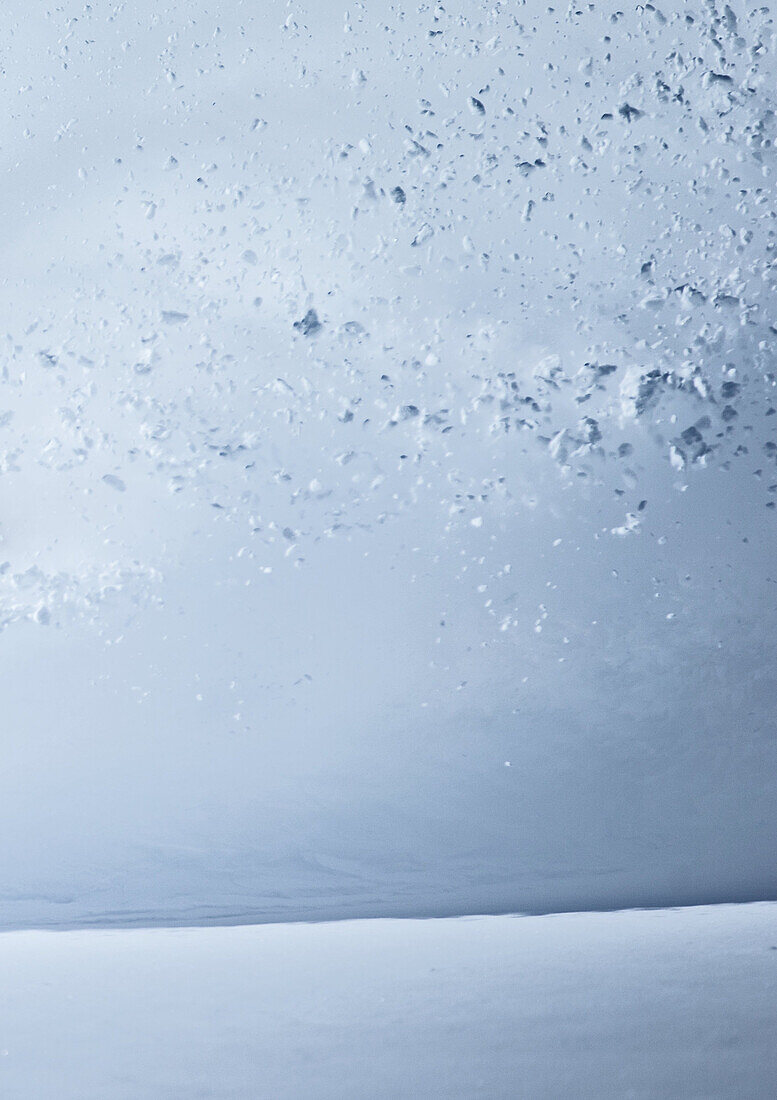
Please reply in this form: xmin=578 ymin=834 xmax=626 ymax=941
xmin=1 ymin=0 xmax=776 ymax=923
xmin=1 ymin=903 xmax=776 ymax=1099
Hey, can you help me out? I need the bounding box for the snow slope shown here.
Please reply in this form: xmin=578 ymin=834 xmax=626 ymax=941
xmin=1 ymin=903 xmax=776 ymax=1099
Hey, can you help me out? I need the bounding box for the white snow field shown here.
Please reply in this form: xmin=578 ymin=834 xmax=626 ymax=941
xmin=1 ymin=904 xmax=776 ymax=1099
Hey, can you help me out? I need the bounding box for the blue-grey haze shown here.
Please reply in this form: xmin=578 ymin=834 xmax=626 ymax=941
xmin=0 ymin=0 xmax=775 ymax=927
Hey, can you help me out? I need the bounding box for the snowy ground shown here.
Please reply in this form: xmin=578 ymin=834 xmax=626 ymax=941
xmin=1 ymin=903 xmax=775 ymax=1099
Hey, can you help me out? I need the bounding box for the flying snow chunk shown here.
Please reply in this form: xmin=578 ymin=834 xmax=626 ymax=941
xmin=669 ymin=446 xmax=686 ymax=471
xmin=611 ymin=513 xmax=641 ymax=537
xmin=293 ymin=309 xmax=322 ymax=336
xmin=411 ymin=223 xmax=434 ymax=247
xmin=160 ymin=310 xmax=189 ymax=325
xmin=102 ymin=474 xmax=127 ymax=492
